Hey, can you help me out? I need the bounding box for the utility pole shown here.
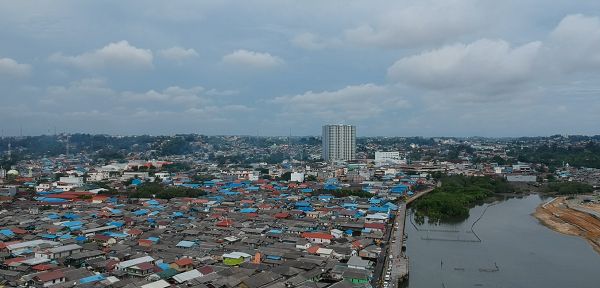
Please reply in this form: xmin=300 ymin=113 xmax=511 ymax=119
xmin=66 ymin=134 xmax=70 ymax=159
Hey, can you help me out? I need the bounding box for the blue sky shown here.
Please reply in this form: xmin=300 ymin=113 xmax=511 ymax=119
xmin=1 ymin=0 xmax=600 ymax=136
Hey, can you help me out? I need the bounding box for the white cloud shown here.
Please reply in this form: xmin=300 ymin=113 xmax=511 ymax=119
xmin=387 ymin=39 xmax=541 ymax=99
xmin=222 ymin=49 xmax=283 ymax=69
xmin=0 ymin=57 xmax=31 ymax=77
xmin=272 ymin=84 xmax=408 ymax=121
xmin=548 ymin=14 xmax=600 ymax=73
xmin=49 ymin=40 xmax=153 ymax=70
xmin=344 ymin=0 xmax=479 ymax=48
xmin=158 ymin=46 xmax=199 ymax=62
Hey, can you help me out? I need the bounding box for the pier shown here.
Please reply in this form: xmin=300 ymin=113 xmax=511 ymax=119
xmin=383 ymin=184 xmax=438 ymax=287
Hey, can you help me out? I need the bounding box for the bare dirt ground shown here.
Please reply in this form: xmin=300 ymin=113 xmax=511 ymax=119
xmin=533 ymin=197 xmax=600 ymax=254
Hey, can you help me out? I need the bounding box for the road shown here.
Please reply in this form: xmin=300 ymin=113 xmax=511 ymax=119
xmin=376 ymin=184 xmax=438 ymax=288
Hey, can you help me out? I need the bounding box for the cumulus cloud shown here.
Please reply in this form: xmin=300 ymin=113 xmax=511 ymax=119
xmin=158 ymin=46 xmax=199 ymax=62
xmin=49 ymin=40 xmax=153 ymax=70
xmin=272 ymin=84 xmax=408 ymax=121
xmin=344 ymin=0 xmax=479 ymax=48
xmin=222 ymin=49 xmax=283 ymax=68
xmin=548 ymin=14 xmax=600 ymax=73
xmin=0 ymin=57 xmax=31 ymax=77
xmin=387 ymin=39 xmax=541 ymax=99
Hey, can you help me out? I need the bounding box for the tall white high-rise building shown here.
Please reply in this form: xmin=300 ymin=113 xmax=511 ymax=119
xmin=322 ymin=124 xmax=356 ymax=161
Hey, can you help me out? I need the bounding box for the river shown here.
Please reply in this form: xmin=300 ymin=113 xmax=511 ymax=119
xmin=406 ymin=194 xmax=600 ymax=288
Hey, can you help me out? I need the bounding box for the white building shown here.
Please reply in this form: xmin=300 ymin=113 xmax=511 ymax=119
xmin=59 ymin=176 xmax=84 ymax=186
xmin=322 ymin=124 xmax=356 ymax=161
xmin=290 ymin=172 xmax=305 ymax=182
xmin=375 ymin=151 xmax=406 ymax=165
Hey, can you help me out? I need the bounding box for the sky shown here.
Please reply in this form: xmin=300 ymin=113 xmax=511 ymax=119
xmin=1 ymin=0 xmax=600 ymax=137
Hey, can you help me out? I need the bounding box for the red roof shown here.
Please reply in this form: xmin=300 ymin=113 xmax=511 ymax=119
xmin=35 ymin=270 xmax=65 ymax=282
xmin=0 ymin=241 xmax=21 ymax=249
xmin=134 ymin=262 xmax=155 ymax=271
xmin=32 ymin=264 xmax=55 ymax=271
xmin=274 ymin=212 xmax=290 ymax=219
xmin=216 ymin=219 xmax=233 ymax=227
xmin=4 ymin=257 xmax=25 ymax=265
xmin=301 ymin=232 xmax=334 ymax=240
xmin=364 ymin=223 xmax=386 ymax=231
xmin=11 ymin=228 xmax=27 ymax=234
xmin=307 ymin=245 xmax=320 ymax=254
xmin=174 ymin=258 xmax=193 ymax=266
xmin=127 ymin=229 xmax=143 ymax=235
xmin=198 ymin=265 xmax=214 ymax=275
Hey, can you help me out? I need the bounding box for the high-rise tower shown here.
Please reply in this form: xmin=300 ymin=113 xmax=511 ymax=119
xmin=322 ymin=124 xmax=356 ymax=161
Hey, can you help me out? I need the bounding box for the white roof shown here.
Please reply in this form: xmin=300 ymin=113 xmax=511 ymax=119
xmin=21 ymin=257 xmax=51 ymax=265
xmin=365 ymin=213 xmax=388 ymax=220
xmin=81 ymin=225 xmax=117 ymax=234
xmin=104 ymin=276 xmax=120 ymax=284
xmin=116 ymin=256 xmax=154 ymax=269
xmin=316 ymin=248 xmax=333 ymax=255
xmin=222 ymin=252 xmax=251 ymax=259
xmin=48 ymin=244 xmax=82 ymax=253
xmin=7 ymin=240 xmax=59 ymax=251
xmin=173 ymin=269 xmax=202 ymax=283
xmin=141 ymin=280 xmax=170 ymax=288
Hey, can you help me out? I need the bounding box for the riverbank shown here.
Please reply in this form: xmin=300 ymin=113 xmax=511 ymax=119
xmin=533 ymin=196 xmax=600 ymax=254
xmin=407 ymin=194 xmax=600 ymax=288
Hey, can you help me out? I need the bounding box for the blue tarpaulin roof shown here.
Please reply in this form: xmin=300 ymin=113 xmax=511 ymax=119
xmin=63 ymin=213 xmax=80 ymax=219
xmin=240 ymin=208 xmax=257 ymax=213
xmin=146 ymin=200 xmax=160 ymax=205
xmin=60 ymin=234 xmax=73 ymax=239
xmin=35 ymin=197 xmax=68 ymax=203
xmin=157 ymin=262 xmax=171 ymax=271
xmin=42 ymin=234 xmax=58 ymax=239
xmin=295 ymin=201 xmax=311 ymax=207
xmin=0 ymin=229 xmax=15 ymax=237
xmin=62 ymin=221 xmax=83 ymax=227
xmin=107 ymin=221 xmax=124 ymax=227
xmin=133 ymin=209 xmax=149 ymax=216
xmin=391 ymin=185 xmax=409 ymax=193
xmin=324 ymin=184 xmax=339 ymax=190
xmin=176 ymin=240 xmax=195 ymax=248
xmin=79 ymin=274 xmax=105 ymax=284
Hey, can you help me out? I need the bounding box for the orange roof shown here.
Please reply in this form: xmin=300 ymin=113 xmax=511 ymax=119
xmin=301 ymin=232 xmax=333 ymax=240
xmin=174 ymin=258 xmax=193 ymax=266
xmin=138 ymin=239 xmax=153 ymax=246
xmin=11 ymin=228 xmax=27 ymax=234
xmin=4 ymin=257 xmax=26 ymax=265
xmin=216 ymin=219 xmax=233 ymax=227
xmin=0 ymin=241 xmax=21 ymax=249
xmin=307 ymin=245 xmax=321 ymax=254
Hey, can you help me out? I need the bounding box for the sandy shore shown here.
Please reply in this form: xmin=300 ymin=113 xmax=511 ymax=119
xmin=533 ymin=197 xmax=600 ymax=254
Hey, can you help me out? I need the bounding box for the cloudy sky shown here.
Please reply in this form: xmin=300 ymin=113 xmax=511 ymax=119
xmin=1 ymin=0 xmax=600 ymax=137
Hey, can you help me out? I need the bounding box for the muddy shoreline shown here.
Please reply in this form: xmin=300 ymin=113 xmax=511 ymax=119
xmin=532 ymin=197 xmax=600 ymax=254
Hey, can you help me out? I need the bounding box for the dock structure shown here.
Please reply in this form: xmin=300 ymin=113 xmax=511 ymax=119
xmin=384 ymin=185 xmax=437 ymax=287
